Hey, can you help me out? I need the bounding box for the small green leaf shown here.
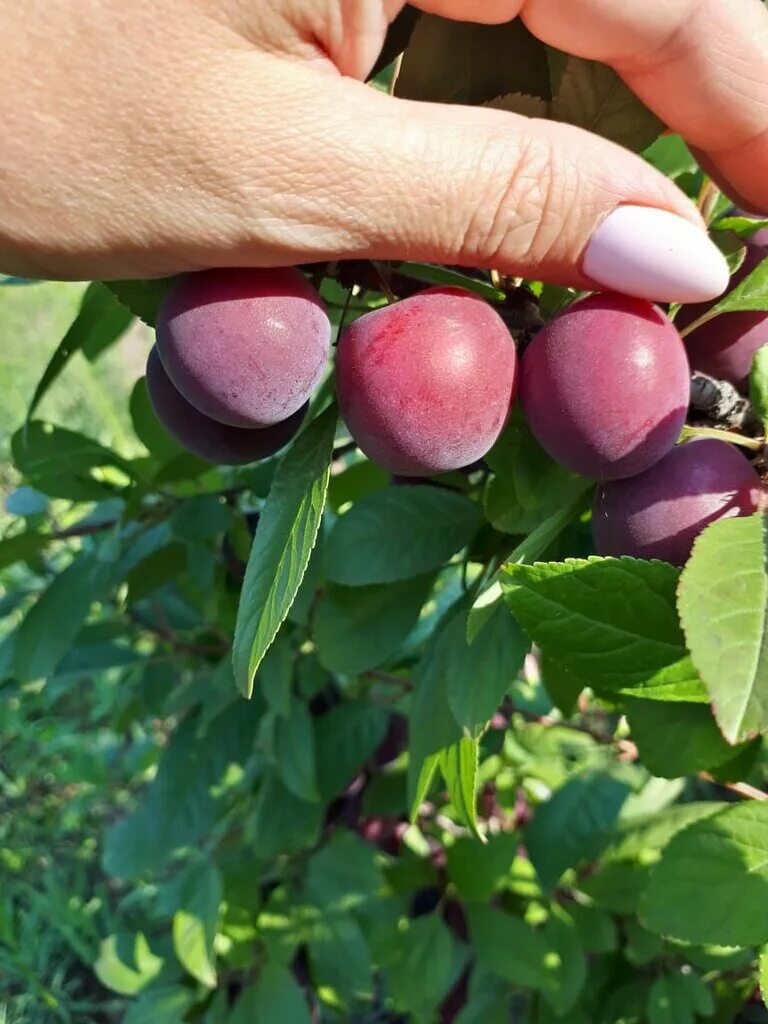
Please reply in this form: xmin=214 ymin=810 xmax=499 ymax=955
xmin=314 ymin=701 xmax=389 ymax=802
xmin=274 ymin=699 xmax=319 ymax=803
xmin=172 ymin=860 xmax=221 ymax=987
xmin=525 ymin=772 xmax=631 ymax=889
xmin=258 ymin=630 xmax=294 ymax=717
xmin=445 ymin=832 xmax=520 ymax=903
xmin=231 ymin=964 xmax=311 ymax=1024
xmin=441 ymin=736 xmax=481 ymax=839
xmin=678 ymin=513 xmax=768 ymax=743
xmin=627 ymin=699 xmax=754 ymax=777
xmin=26 ymin=282 xmax=133 ymax=422
xmin=708 ymin=253 xmax=768 ymax=314
xmin=104 ymin=277 xmax=177 ymax=327
xmin=129 ymin=376 xmax=185 ymax=462
xmin=502 ymin=557 xmax=706 ymax=702
xmin=325 ymin=485 xmax=482 ymax=586
xmin=641 ymin=802 xmax=768 ymax=945
xmin=0 ymin=530 xmax=49 ymax=571
xmin=468 ymin=906 xmax=555 ymax=994
xmin=13 ymin=421 xmax=136 ymax=482
xmin=714 ymin=215 xmax=768 ymax=239
xmin=305 ymin=830 xmax=383 ymax=911
xmin=94 ymin=932 xmax=163 ymax=996
xmin=249 ymin=773 xmax=324 ymax=862
xmin=14 ymin=553 xmax=114 ymax=682
xmin=647 ymin=973 xmax=697 ymax=1024
xmin=123 ymin=986 xmax=195 ymax=1024
xmin=315 ymin=574 xmax=434 ymax=675
xmin=643 ymin=134 xmax=697 ymax=179
xmin=387 ymin=913 xmax=459 ymax=1018
xmin=750 ymin=347 xmax=768 ymax=434
xmin=550 ymin=53 xmax=663 ymax=152
xmin=233 ymin=406 xmax=336 ymax=697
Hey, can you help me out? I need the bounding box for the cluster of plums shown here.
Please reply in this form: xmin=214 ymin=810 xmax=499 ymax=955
xmin=147 ymin=233 xmax=767 ymax=568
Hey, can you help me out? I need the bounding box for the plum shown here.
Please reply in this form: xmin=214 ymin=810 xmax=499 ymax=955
xmin=679 ymin=244 xmax=768 ymax=390
xmin=145 ymin=347 xmax=304 ymax=465
xmin=520 ymin=293 xmax=690 ymax=480
xmin=156 ymin=267 xmax=331 ymax=427
xmin=336 ymin=287 xmax=517 ymax=476
xmin=592 ymin=438 xmax=762 ymax=565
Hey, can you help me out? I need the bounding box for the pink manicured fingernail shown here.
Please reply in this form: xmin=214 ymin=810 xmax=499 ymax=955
xmin=583 ymin=205 xmax=730 ymax=304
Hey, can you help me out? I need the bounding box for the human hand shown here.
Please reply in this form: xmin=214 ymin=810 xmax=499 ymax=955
xmin=2 ymin=0 xmax=767 ymax=301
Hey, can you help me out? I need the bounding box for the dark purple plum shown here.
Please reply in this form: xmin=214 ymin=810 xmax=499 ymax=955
xmin=336 ymin=287 xmax=517 ymax=476
xmin=520 ymin=293 xmax=690 ymax=480
xmin=592 ymin=438 xmax=763 ymax=565
xmin=145 ymin=347 xmax=304 ymax=465
xmin=679 ymin=245 xmax=768 ymax=390
xmin=156 ymin=267 xmax=331 ymax=427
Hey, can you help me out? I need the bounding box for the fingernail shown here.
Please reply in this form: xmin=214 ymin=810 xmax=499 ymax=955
xmin=583 ymin=205 xmax=730 ymax=304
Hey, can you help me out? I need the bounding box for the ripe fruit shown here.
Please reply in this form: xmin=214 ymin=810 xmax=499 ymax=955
xmin=336 ymin=288 xmax=516 ymax=476
xmin=592 ymin=438 xmax=762 ymax=565
xmin=156 ymin=267 xmax=331 ymax=427
xmin=146 ymin=347 xmax=304 ymax=465
xmin=520 ymin=293 xmax=690 ymax=480
xmin=679 ymin=245 xmax=768 ymax=390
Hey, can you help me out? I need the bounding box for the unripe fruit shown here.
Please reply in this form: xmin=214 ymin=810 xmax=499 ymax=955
xmin=520 ymin=293 xmax=690 ymax=480
xmin=679 ymin=245 xmax=768 ymax=390
xmin=146 ymin=347 xmax=304 ymax=465
xmin=156 ymin=267 xmax=331 ymax=427
xmin=336 ymin=287 xmax=517 ymax=476
xmin=592 ymin=438 xmax=762 ymax=565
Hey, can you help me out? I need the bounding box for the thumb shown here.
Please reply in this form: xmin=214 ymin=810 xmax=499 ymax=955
xmin=224 ymin=65 xmax=728 ymax=304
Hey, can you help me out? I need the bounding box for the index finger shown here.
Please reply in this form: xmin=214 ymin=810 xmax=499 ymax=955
xmin=519 ymin=0 xmax=768 ymax=213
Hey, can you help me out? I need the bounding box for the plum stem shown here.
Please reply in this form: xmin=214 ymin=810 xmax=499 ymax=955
xmin=679 ymin=424 xmax=764 ymax=452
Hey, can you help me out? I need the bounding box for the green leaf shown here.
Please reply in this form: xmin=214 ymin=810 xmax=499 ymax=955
xmin=647 ymin=972 xmax=704 ymax=1024
xmin=450 ymin=602 xmax=529 ymax=732
xmin=13 ymin=421 xmax=136 ymax=483
xmin=307 ymin=912 xmax=372 ymax=1005
xmin=502 ymin=557 xmax=707 ymax=702
xmin=315 ymin=574 xmax=434 ymax=675
xmin=395 ymin=14 xmax=551 ymax=105
xmin=708 ymin=253 xmax=768 ymax=314
xmin=104 ymin=277 xmax=177 ymax=327
xmin=568 ymin=903 xmax=618 ymax=954
xmin=540 ymin=654 xmax=585 ymax=717
xmin=172 ymin=859 xmax=221 ymax=988
xmin=94 ymin=932 xmax=163 ymax=996
xmin=171 ymin=495 xmax=231 ymax=542
xmin=714 ymin=215 xmax=768 ymax=238
xmin=233 ymin=406 xmax=336 ymax=697
xmin=387 ymin=913 xmax=459 ymax=1017
xmin=484 ymin=409 xmax=586 ymax=535
xmin=314 ymin=702 xmax=389 ymax=802
xmin=641 ymin=802 xmax=768 ymax=945
xmin=679 ymin=513 xmax=768 ymax=742
xmin=643 ymin=134 xmax=697 ymax=179
xmin=274 ymin=699 xmax=319 ymax=803
xmin=551 ymin=53 xmax=663 ymax=152
xmin=104 ymin=705 xmax=260 ymax=878
xmin=5 ymin=486 xmax=49 ymax=518
xmin=231 ymin=964 xmax=311 ymax=1024
xmin=525 ymin=772 xmax=631 ymax=889
xmin=325 ymin=485 xmax=482 ymax=586
xmin=0 ymin=530 xmax=49 ymax=571
xmin=760 ymin=944 xmax=768 ymax=1009
xmin=258 ymin=629 xmax=294 ymax=717
xmin=129 ymin=376 xmax=185 ymax=463
xmin=441 ymin=736 xmax=481 ymax=838
xmin=305 ymin=830 xmax=383 ymax=911
xmin=123 ymin=986 xmax=195 ymax=1024
xmin=249 ymin=773 xmax=324 ymax=862
xmin=469 ymin=907 xmax=551 ymax=989
xmin=750 ymin=346 xmax=768 ymax=434
xmin=26 ymin=282 xmax=132 ymax=421
xmin=14 ymin=553 xmax=114 ymax=682
xmin=626 ymin=698 xmax=754 ymax=777
xmin=445 ymin=832 xmax=520 ymax=903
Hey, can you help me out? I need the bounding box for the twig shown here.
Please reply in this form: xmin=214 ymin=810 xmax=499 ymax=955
xmin=698 ymin=773 xmax=768 ymax=802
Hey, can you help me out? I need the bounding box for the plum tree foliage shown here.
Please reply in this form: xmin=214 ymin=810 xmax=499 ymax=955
xmin=4 ymin=18 xmax=768 ymax=1024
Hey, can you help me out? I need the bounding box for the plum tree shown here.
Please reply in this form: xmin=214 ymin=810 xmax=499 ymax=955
xmin=678 ymin=244 xmax=768 ymax=390
xmin=592 ymin=438 xmax=762 ymax=565
xmin=520 ymin=293 xmax=690 ymax=480
xmin=156 ymin=267 xmax=331 ymax=427
xmin=145 ymin=347 xmax=305 ymax=465
xmin=336 ymin=287 xmax=517 ymax=475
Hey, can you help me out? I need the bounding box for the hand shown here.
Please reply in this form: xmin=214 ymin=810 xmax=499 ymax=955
xmin=2 ymin=0 xmax=767 ymax=301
